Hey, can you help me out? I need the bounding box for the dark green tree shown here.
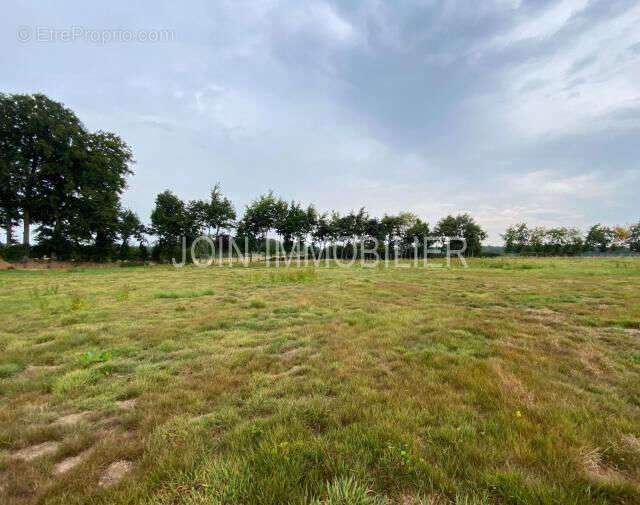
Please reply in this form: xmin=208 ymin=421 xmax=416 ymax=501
xmin=0 ymin=93 xmax=87 ymax=255
xmin=403 ymin=218 xmax=430 ymax=256
xmin=118 ymin=208 xmax=146 ymax=259
xmin=502 ymin=223 xmax=530 ymax=253
xmin=1 ymin=94 xmax=133 ymax=259
xmin=205 ymin=183 xmax=236 ymax=238
xmin=241 ymin=192 xmax=282 ymax=252
xmin=585 ymin=224 xmax=613 ymax=252
xmin=275 ymin=201 xmax=307 ymax=251
xmin=150 ymin=191 xmax=198 ymax=259
xmin=628 ymin=221 xmax=640 ymax=252
xmin=435 ymin=214 xmax=487 ymax=257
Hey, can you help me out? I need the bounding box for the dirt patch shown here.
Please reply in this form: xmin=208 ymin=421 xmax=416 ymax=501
xmin=12 ymin=441 xmax=60 ymax=461
xmin=116 ymin=399 xmax=137 ymax=410
xmin=523 ymin=307 xmax=566 ymax=324
xmin=98 ymin=460 xmax=133 ymax=487
xmin=0 ymin=258 xmax=15 ymax=270
xmin=53 ymin=411 xmax=92 ymax=427
xmin=54 ymin=449 xmax=91 ymax=475
xmin=24 ymin=402 xmax=52 ymax=413
xmin=24 ymin=365 xmax=61 ymax=375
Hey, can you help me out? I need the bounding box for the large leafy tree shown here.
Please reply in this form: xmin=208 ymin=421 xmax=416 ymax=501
xmin=117 ymin=208 xmax=146 ymax=259
xmin=275 ymin=201 xmax=307 ymax=251
xmin=38 ymin=131 xmax=133 ymax=259
xmin=0 ymin=93 xmax=86 ymax=252
xmin=206 ymin=183 xmax=236 ymax=238
xmin=611 ymin=225 xmax=631 ymax=250
xmin=435 ymin=214 xmax=487 ymax=257
xmin=0 ymin=93 xmax=133 ymax=259
xmin=187 ymin=184 xmax=236 ymax=239
xmin=585 ymin=224 xmax=614 ymax=252
xmin=502 ymin=223 xmax=530 ymax=253
xmin=241 ymin=192 xmax=282 ymax=250
xmin=150 ymin=191 xmax=198 ymax=252
xmin=402 ymin=217 xmax=430 ymax=256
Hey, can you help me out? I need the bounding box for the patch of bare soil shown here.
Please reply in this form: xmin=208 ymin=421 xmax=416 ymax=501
xmin=523 ymin=307 xmax=566 ymax=324
xmin=24 ymin=402 xmax=52 ymax=413
xmin=0 ymin=258 xmax=15 ymax=270
xmin=98 ymin=460 xmax=133 ymax=488
xmin=10 ymin=259 xmax=152 ymax=270
xmin=53 ymin=411 xmax=92 ymax=427
xmin=11 ymin=441 xmax=60 ymax=461
xmin=24 ymin=365 xmax=61 ymax=375
xmin=53 ymin=450 xmax=91 ymax=475
xmin=115 ymin=399 xmax=137 ymax=410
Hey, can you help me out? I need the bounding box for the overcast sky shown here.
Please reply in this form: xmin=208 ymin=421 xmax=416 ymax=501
xmin=3 ymin=0 xmax=639 ymax=243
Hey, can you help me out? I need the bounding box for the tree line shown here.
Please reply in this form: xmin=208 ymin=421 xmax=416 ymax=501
xmin=149 ymin=188 xmax=488 ymax=261
xmin=502 ymin=222 xmax=640 ymax=255
xmin=0 ymin=93 xmax=489 ymax=263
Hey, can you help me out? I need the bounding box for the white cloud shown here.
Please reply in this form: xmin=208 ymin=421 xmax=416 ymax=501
xmin=489 ymin=0 xmax=590 ymax=48
xmin=278 ymin=2 xmax=356 ymax=43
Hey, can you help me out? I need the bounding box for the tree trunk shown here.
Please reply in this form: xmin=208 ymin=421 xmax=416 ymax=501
xmin=5 ymin=218 xmax=13 ymax=245
xmin=22 ymin=208 xmax=30 ymax=260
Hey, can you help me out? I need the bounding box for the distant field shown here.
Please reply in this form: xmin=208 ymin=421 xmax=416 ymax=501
xmin=1 ymin=258 xmax=639 ymax=505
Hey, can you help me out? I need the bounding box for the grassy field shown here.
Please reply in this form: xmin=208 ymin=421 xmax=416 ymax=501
xmin=1 ymin=258 xmax=639 ymax=504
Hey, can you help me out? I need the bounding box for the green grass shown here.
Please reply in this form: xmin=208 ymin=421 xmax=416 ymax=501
xmin=0 ymin=258 xmax=639 ymax=504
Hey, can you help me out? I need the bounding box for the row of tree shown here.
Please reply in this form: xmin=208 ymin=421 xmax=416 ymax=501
xmin=0 ymin=93 xmax=488 ymax=262
xmin=149 ymin=188 xmax=488 ymax=261
xmin=502 ymin=222 xmax=640 ymax=255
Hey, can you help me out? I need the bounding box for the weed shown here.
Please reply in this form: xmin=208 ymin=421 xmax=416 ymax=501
xmin=80 ymin=350 xmax=112 ymax=364
xmin=53 ymin=369 xmax=96 ymax=394
xmin=0 ymin=362 xmax=22 ymax=378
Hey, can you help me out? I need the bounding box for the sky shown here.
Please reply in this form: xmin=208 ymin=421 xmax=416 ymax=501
xmin=2 ymin=0 xmax=639 ymax=243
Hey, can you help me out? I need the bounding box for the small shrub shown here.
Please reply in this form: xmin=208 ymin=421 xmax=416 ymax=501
xmin=80 ymin=350 xmax=112 ymax=364
xmin=0 ymin=363 xmax=22 ymax=378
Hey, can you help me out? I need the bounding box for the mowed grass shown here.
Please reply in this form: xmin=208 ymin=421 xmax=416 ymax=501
xmin=0 ymin=258 xmax=639 ymax=504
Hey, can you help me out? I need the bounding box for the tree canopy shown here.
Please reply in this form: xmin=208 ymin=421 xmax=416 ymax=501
xmin=0 ymin=93 xmax=133 ymax=259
